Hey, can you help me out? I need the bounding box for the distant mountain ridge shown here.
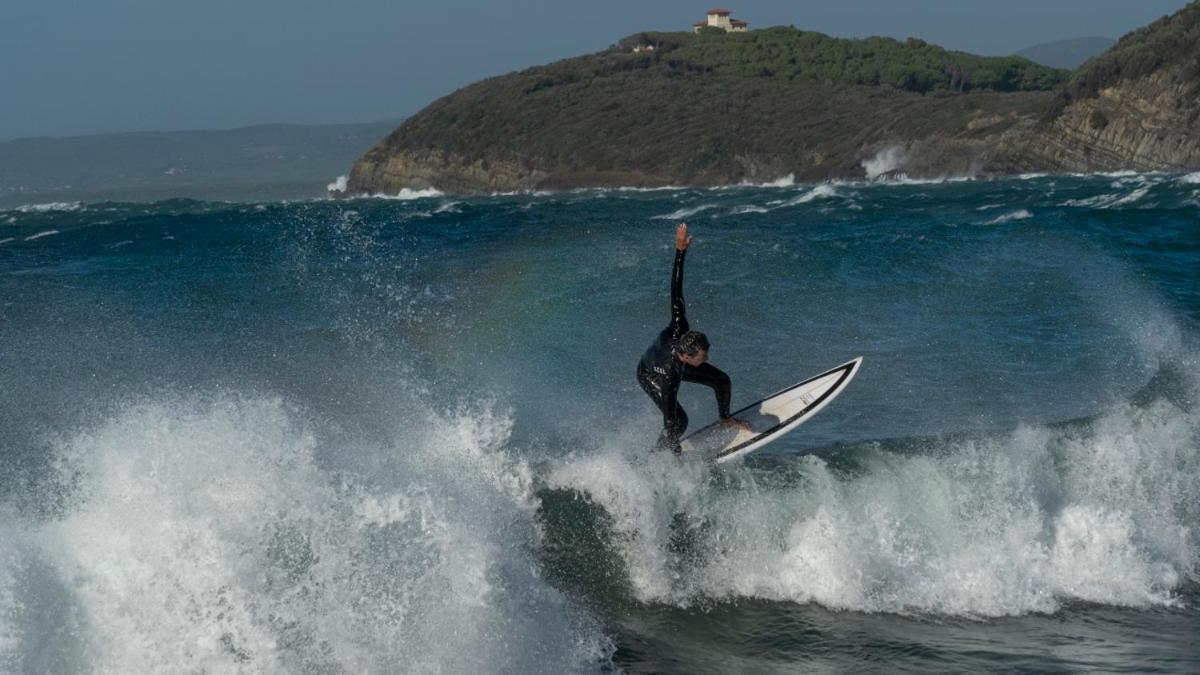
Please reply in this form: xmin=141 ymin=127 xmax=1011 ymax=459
xmin=0 ymin=120 xmax=399 ymax=207
xmin=1015 ymin=37 xmax=1115 ymax=70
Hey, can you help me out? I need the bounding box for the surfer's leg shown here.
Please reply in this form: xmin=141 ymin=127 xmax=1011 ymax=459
xmin=655 ymin=398 xmax=689 ymax=454
xmin=662 ymin=398 xmax=691 ymax=437
xmin=639 ymin=365 xmax=687 ymax=453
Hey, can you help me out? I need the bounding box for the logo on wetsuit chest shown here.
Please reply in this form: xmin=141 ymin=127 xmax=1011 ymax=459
xmin=653 ymin=366 xmax=668 ymax=376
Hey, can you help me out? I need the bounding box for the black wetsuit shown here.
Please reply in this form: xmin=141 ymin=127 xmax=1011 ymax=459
xmin=637 ymin=248 xmax=732 ymax=453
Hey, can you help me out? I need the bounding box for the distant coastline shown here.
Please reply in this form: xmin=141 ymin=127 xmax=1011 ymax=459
xmin=0 ymin=120 xmax=399 ymax=208
xmin=342 ymin=4 xmax=1200 ymax=196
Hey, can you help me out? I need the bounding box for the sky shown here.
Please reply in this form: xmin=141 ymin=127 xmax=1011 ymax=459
xmin=0 ymin=0 xmax=1192 ymax=140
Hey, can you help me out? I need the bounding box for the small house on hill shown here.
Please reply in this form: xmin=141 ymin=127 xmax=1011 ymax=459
xmin=693 ymin=8 xmax=748 ymax=33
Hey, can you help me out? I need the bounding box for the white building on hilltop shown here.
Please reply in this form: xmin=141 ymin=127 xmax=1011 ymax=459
xmin=693 ymin=8 xmax=748 ymax=33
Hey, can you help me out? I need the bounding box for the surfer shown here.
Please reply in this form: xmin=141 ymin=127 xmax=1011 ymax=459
xmin=637 ymin=223 xmax=750 ymax=454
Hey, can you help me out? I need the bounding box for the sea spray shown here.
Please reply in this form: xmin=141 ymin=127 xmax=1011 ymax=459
xmin=862 ymin=146 xmax=908 ymax=180
xmin=27 ymin=395 xmax=610 ymax=673
xmin=0 ymin=538 xmax=20 ymax=673
xmin=545 ymin=394 xmax=1198 ymax=616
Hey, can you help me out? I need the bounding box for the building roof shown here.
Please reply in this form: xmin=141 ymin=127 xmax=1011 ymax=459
xmin=694 ymin=20 xmax=707 ymax=26
xmin=730 ymin=20 xmax=748 ymax=26
xmin=707 ymin=8 xmax=732 ymax=16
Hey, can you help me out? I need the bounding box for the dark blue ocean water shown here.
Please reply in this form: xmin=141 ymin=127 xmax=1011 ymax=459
xmin=1 ymin=173 xmax=1198 ymax=673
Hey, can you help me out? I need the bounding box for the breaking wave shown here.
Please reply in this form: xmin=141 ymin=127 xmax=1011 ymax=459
xmin=984 ymin=209 xmax=1033 ymax=225
xmin=543 ymin=381 xmax=1199 ymax=617
xmin=1 ymin=395 xmax=611 ymax=673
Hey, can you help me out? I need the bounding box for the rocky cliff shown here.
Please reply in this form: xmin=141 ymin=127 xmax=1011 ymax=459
xmin=1000 ymin=3 xmax=1200 ymax=173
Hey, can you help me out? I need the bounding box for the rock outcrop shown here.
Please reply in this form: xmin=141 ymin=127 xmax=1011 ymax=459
xmin=999 ymin=3 xmax=1200 ymax=173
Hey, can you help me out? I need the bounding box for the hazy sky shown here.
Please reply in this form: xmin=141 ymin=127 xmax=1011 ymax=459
xmin=0 ymin=0 xmax=1191 ymax=140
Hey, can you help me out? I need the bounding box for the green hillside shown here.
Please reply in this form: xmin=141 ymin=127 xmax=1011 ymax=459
xmin=602 ymin=27 xmax=1068 ymax=93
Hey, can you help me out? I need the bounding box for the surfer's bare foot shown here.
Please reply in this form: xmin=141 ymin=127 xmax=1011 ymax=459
xmin=721 ymin=417 xmax=751 ymax=432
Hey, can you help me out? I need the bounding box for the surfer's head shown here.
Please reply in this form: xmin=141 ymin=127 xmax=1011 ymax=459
xmin=674 ymin=330 xmax=709 ymax=366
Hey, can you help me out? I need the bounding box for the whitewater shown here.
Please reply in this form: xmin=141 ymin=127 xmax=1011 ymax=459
xmin=1 ymin=173 xmax=1197 ymax=673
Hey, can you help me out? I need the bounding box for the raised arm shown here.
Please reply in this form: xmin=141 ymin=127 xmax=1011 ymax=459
xmin=669 ymin=223 xmax=692 ymax=339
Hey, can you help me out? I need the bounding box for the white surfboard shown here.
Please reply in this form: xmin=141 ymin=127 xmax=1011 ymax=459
xmin=680 ymin=357 xmax=862 ymax=463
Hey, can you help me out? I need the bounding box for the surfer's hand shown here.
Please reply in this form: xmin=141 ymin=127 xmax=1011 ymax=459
xmin=675 ymin=223 xmax=692 ymax=251
xmin=721 ymin=417 xmax=751 ymax=432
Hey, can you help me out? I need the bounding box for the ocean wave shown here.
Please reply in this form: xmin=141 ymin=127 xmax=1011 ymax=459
xmin=4 ymin=395 xmax=611 ymax=673
xmin=984 ymin=209 xmax=1033 ymax=225
xmin=733 ymin=174 xmax=796 ymax=188
xmin=333 ymin=187 xmax=445 ymax=201
xmin=326 ymin=175 xmax=349 ymax=193
xmin=1178 ymin=171 xmax=1200 ymax=185
xmin=1062 ymin=184 xmax=1153 ymax=209
xmin=772 ymin=184 xmax=839 ymax=207
xmin=24 ymin=230 xmax=60 ymax=241
xmin=13 ymin=202 xmax=83 ymax=214
xmin=371 ymin=188 xmax=444 ymax=201
xmin=651 ymin=204 xmax=717 ymax=220
xmin=544 ymin=372 xmax=1199 ymax=617
xmin=1075 ymin=170 xmax=1141 ymax=179
xmin=730 ymin=204 xmax=769 ymax=215
xmin=1110 ymin=185 xmax=1152 ymax=206
xmin=0 ymin=538 xmax=18 ymax=672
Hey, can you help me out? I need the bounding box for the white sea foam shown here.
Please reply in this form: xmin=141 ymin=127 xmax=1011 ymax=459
xmin=24 ymin=230 xmax=60 ymax=241
xmin=777 ymin=184 xmax=839 ymax=207
xmin=1178 ymin=171 xmax=1200 ymax=185
xmin=334 ymin=187 xmax=444 ymax=201
xmin=371 ymin=188 xmax=444 ymax=200
xmin=1110 ymin=185 xmax=1152 ymax=207
xmin=1063 ymin=183 xmax=1153 ymax=209
xmin=14 ymin=202 xmax=82 ymax=213
xmin=730 ymin=204 xmax=769 ymax=215
xmin=614 ymin=185 xmax=689 ymax=192
xmin=547 ymin=380 xmax=1199 ymax=617
xmin=0 ymin=538 xmax=18 ymax=672
xmin=326 ymin=175 xmax=348 ymax=193
xmin=651 ymin=203 xmax=716 ymax=220
xmin=985 ymin=209 xmax=1033 ymax=225
xmin=891 ymin=175 xmax=976 ymax=185
xmin=0 ymin=238 xmax=13 ymax=246
xmin=862 ymin=146 xmax=908 ymax=180
xmin=17 ymin=395 xmax=610 ymax=673
xmin=733 ymin=174 xmax=796 ymax=188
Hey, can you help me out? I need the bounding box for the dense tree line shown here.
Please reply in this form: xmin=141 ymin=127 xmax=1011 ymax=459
xmin=606 ymin=27 xmax=1069 ymax=94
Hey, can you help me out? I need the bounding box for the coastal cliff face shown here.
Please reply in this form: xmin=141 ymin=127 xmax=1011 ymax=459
xmin=1013 ymin=75 xmax=1200 ymax=172
xmin=1000 ymin=4 xmax=1200 ymax=173
xmin=343 ymin=4 xmax=1200 ymax=195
